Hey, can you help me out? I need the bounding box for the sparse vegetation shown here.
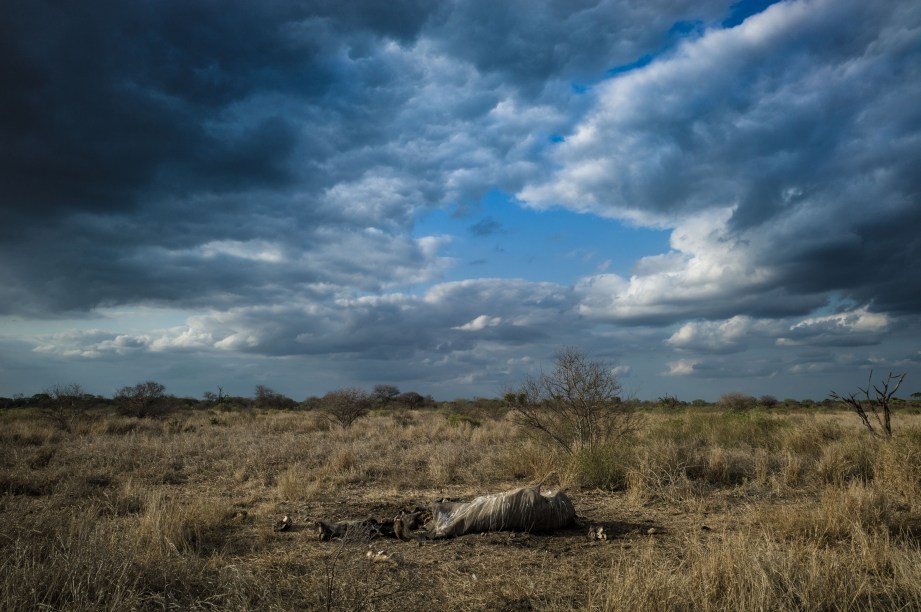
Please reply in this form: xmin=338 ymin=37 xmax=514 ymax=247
xmin=2 ymin=379 xmax=921 ymax=610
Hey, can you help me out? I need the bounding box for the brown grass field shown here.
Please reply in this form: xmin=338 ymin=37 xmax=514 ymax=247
xmin=3 ymin=405 xmax=921 ymax=610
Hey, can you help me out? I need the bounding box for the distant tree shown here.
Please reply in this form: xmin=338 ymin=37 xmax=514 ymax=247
xmin=395 ymin=391 xmax=426 ymax=409
xmin=321 ymin=388 xmax=371 ymax=428
xmin=657 ymin=394 xmax=683 ymax=410
xmin=717 ymin=392 xmax=757 ymax=412
xmin=758 ymin=395 xmax=779 ymax=409
xmin=830 ymin=371 xmax=906 ymax=438
xmin=116 ymin=381 xmax=167 ymax=418
xmin=254 ymin=385 xmax=295 ymax=409
xmin=301 ymin=395 xmax=323 ymax=411
xmin=507 ymin=348 xmax=630 ymax=455
xmin=372 ymin=384 xmax=401 ymax=405
xmin=40 ymin=383 xmax=86 ymax=431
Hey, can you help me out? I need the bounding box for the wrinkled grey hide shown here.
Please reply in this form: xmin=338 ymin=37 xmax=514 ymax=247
xmin=429 ymin=486 xmax=575 ymax=538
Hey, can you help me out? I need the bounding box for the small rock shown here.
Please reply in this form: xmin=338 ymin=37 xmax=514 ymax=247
xmin=646 ymin=527 xmax=656 ymax=535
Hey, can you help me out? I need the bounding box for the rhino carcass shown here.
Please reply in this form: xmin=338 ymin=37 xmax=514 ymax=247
xmin=429 ymin=486 xmax=575 ymax=538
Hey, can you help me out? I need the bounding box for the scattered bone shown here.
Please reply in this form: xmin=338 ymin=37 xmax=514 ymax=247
xmin=224 ymin=509 xmax=248 ymax=523
xmin=587 ymin=525 xmax=608 ymax=541
xmin=314 ymin=517 xmax=395 ymax=541
xmin=365 ymin=548 xmax=398 ymax=565
xmin=273 ymin=515 xmax=292 ymax=532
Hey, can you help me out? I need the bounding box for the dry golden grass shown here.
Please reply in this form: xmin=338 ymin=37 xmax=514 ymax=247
xmin=1 ymin=407 xmax=921 ymax=610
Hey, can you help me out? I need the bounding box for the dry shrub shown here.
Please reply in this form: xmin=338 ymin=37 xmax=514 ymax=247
xmin=426 ymin=438 xmax=477 ymax=486
xmin=0 ymin=419 xmax=61 ymax=446
xmin=755 ymin=483 xmax=895 ymax=544
xmin=0 ymin=509 xmax=143 ymax=611
xmin=716 ymin=392 xmax=757 ymax=412
xmin=875 ymin=427 xmax=921 ymax=509
xmin=137 ymin=490 xmax=229 ymax=558
xmin=780 ymin=450 xmax=805 ymax=488
xmin=592 ymin=528 xmax=921 ymax=611
xmin=781 ymin=416 xmax=846 ymax=459
xmin=753 ymin=448 xmax=772 ymax=484
xmin=569 ymin=443 xmax=634 ymax=491
xmin=703 ymin=446 xmax=753 ymax=486
xmin=494 ymin=439 xmax=558 ymax=482
xmin=815 ymin=438 xmax=876 ymax=485
xmin=259 ymin=410 xmax=331 ymax=435
xmin=277 ymin=462 xmax=322 ymax=501
xmin=627 ymin=441 xmax=704 ymax=506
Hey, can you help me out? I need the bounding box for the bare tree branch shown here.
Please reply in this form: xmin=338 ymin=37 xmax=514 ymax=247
xmin=508 ymin=348 xmax=630 ymax=455
xmin=831 ymin=371 xmax=906 ymax=438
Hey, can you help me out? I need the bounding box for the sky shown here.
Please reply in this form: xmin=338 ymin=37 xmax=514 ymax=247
xmin=2 ymin=0 xmax=920 ymax=402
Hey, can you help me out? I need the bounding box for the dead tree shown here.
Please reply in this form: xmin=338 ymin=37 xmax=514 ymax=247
xmin=830 ymin=371 xmax=906 ymax=438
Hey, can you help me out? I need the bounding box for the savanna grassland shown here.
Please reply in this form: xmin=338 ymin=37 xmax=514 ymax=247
xmin=3 ymin=404 xmax=921 ymax=611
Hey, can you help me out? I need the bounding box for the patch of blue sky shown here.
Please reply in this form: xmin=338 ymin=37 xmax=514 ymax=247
xmin=571 ymin=1 xmax=781 ymax=93
xmin=413 ymin=189 xmax=671 ymax=288
xmin=0 ymin=307 xmax=193 ymax=339
xmin=722 ymin=0 xmax=784 ymax=28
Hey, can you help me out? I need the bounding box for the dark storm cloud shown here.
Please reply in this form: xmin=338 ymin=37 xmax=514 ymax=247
xmin=429 ymin=0 xmax=730 ymax=88
xmin=526 ymin=0 xmax=921 ymax=320
xmin=1 ymin=0 xmax=745 ymax=318
xmin=11 ymin=0 xmax=919 ymax=403
xmin=0 ymin=0 xmax=440 ymax=314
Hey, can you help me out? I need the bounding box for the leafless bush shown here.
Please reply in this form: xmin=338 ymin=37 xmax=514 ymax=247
xmin=321 ymin=388 xmax=371 ymax=428
xmin=115 ymin=381 xmax=167 ymax=418
xmin=254 ymin=385 xmax=296 ymax=409
xmin=40 ymin=383 xmax=86 ymax=432
xmin=718 ymin=392 xmax=757 ymax=412
xmin=507 ymin=348 xmax=630 ymax=455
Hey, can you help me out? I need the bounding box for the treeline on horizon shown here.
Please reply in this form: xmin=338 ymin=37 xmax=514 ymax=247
xmin=4 ymin=380 xmax=919 ymax=417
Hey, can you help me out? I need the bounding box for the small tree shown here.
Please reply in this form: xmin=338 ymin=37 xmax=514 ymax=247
xmin=830 ymin=371 xmax=906 ymax=438
xmin=507 ymin=348 xmax=630 ymax=455
xmin=254 ymin=385 xmax=296 ymax=409
xmin=657 ymin=394 xmax=683 ymax=410
xmin=321 ymin=388 xmax=371 ymax=428
xmin=116 ymin=380 xmax=167 ymax=418
xmin=40 ymin=383 xmax=86 ymax=431
xmin=395 ymin=391 xmax=426 ymax=409
xmin=372 ymin=384 xmax=400 ymax=406
xmin=717 ymin=392 xmax=757 ymax=412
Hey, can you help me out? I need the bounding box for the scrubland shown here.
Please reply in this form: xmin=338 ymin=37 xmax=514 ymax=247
xmin=2 ymin=405 xmax=921 ymax=610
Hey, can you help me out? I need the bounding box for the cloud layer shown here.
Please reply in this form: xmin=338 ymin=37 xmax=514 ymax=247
xmin=2 ymin=0 xmax=920 ymax=399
